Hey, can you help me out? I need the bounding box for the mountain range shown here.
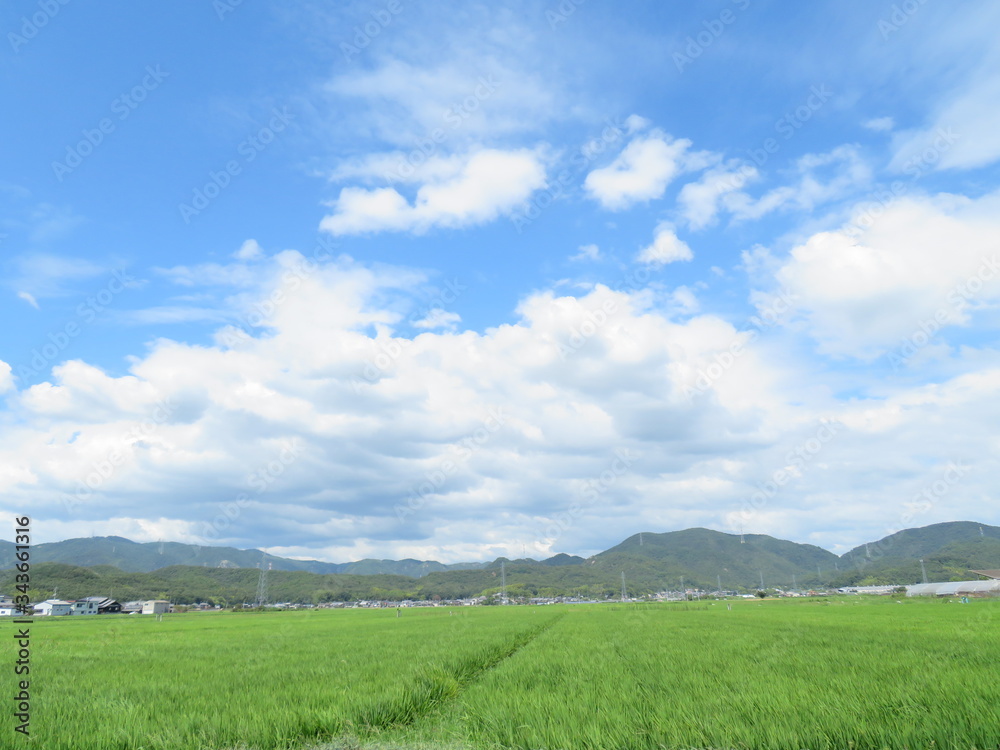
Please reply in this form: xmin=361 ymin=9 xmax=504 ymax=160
xmin=4 ymin=521 xmax=998 ymax=595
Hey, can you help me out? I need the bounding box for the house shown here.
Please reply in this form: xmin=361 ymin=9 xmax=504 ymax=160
xmin=122 ymin=601 xmax=144 ymax=614
xmin=71 ymin=599 xmax=99 ymax=615
xmin=141 ymin=600 xmax=171 ymax=615
xmin=76 ymin=596 xmax=122 ymax=614
xmin=34 ymin=599 xmax=73 ymax=616
xmin=0 ymin=604 xmax=19 ymax=616
xmin=97 ymin=598 xmax=122 ymax=614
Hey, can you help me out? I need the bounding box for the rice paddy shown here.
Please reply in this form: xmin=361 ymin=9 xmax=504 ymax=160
xmin=4 ymin=597 xmax=999 ymax=750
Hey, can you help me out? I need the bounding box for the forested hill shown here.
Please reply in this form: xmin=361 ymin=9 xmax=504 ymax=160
xmin=3 ymin=522 xmax=997 ymax=598
xmin=0 ymin=535 xmax=486 ymax=577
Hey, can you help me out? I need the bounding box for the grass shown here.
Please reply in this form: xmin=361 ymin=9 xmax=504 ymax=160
xmin=3 ymin=598 xmax=999 ymax=749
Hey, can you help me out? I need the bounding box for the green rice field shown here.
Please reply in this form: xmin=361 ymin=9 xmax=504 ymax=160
xmin=4 ymin=597 xmax=999 ymax=750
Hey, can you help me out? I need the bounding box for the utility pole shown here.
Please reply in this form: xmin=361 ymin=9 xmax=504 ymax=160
xmin=759 ymin=570 xmax=765 ymax=590
xmin=680 ymin=576 xmax=685 ymax=600
xmin=717 ymin=574 xmax=722 ymax=596
xmin=621 ymin=571 xmax=627 ymax=602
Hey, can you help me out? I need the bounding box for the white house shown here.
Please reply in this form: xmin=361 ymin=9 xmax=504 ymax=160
xmin=71 ymin=599 xmax=99 ymax=615
xmin=141 ymin=600 xmax=171 ymax=615
xmin=34 ymin=599 xmax=73 ymax=616
xmin=0 ymin=605 xmax=19 ymax=616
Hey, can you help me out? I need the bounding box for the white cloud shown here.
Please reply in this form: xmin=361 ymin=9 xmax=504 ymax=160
xmin=772 ymin=190 xmax=1000 ymax=357
xmin=320 ymin=149 xmax=547 ymax=235
xmin=863 ymin=116 xmax=894 ymax=132
xmin=9 ymin=254 xmax=107 ymax=299
xmin=722 ymin=145 xmax=872 ymax=222
xmin=584 ymin=131 xmax=712 ymax=210
xmin=331 ymin=152 xmax=469 ymax=186
xmin=233 ymin=239 xmax=264 ymax=261
xmin=17 ymin=291 xmax=39 ymax=309
xmin=0 ymin=257 xmax=794 ymax=561
xmin=667 ymin=286 xmax=699 ymax=315
xmin=677 ymin=162 xmax=757 ymax=230
xmin=6 ymin=247 xmax=1000 ymax=561
xmin=889 ymin=68 xmax=1000 ymax=172
xmin=570 ymin=244 xmax=601 ymax=262
xmin=326 ymin=57 xmax=553 ymax=147
xmin=413 ymin=309 xmax=461 ymax=330
xmin=0 ymin=361 xmax=14 ymax=393
xmin=637 ymin=223 xmax=693 ymax=266
xmin=624 ymin=114 xmax=651 ymax=134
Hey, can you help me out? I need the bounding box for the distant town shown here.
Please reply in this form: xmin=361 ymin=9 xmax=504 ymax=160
xmin=8 ymin=568 xmax=1000 ymax=618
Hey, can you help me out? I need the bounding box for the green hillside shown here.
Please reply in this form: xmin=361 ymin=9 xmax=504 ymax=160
xmin=0 ymin=536 xmax=483 ymax=577
xmin=833 ymin=534 xmax=1000 ymax=587
xmin=589 ymin=528 xmax=840 ymax=589
xmin=6 ymin=521 xmax=999 ymax=602
xmin=840 ymin=521 xmax=1000 ymax=568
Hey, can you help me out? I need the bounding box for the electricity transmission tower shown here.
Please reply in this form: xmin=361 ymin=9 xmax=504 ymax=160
xmin=255 ymin=552 xmax=269 ymax=607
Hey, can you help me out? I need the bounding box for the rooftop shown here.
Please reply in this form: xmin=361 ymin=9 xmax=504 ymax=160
xmin=970 ymin=569 xmax=1000 ymax=580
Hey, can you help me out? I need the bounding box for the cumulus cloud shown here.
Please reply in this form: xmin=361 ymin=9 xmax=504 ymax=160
xmin=320 ymin=149 xmax=547 ymax=235
xmin=771 ymin=190 xmax=1000 ymax=358
xmin=0 ymin=250 xmax=801 ymax=560
xmin=677 ymin=162 xmax=758 ymax=230
xmin=637 ymin=223 xmax=693 ymax=266
xmin=0 ymin=361 xmax=14 ymax=393
xmin=4 ymin=246 xmax=1000 ymax=560
xmin=233 ymin=239 xmax=264 ymax=261
xmin=584 ymin=131 xmax=713 ymax=210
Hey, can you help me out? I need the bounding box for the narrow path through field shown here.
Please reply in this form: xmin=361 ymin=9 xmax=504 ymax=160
xmin=355 ymin=612 xmax=566 ymax=736
xmin=450 ymin=611 xmax=566 ymax=690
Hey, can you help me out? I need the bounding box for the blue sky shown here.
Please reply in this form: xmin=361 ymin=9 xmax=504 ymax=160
xmin=3 ymin=1 xmax=1000 ymax=563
